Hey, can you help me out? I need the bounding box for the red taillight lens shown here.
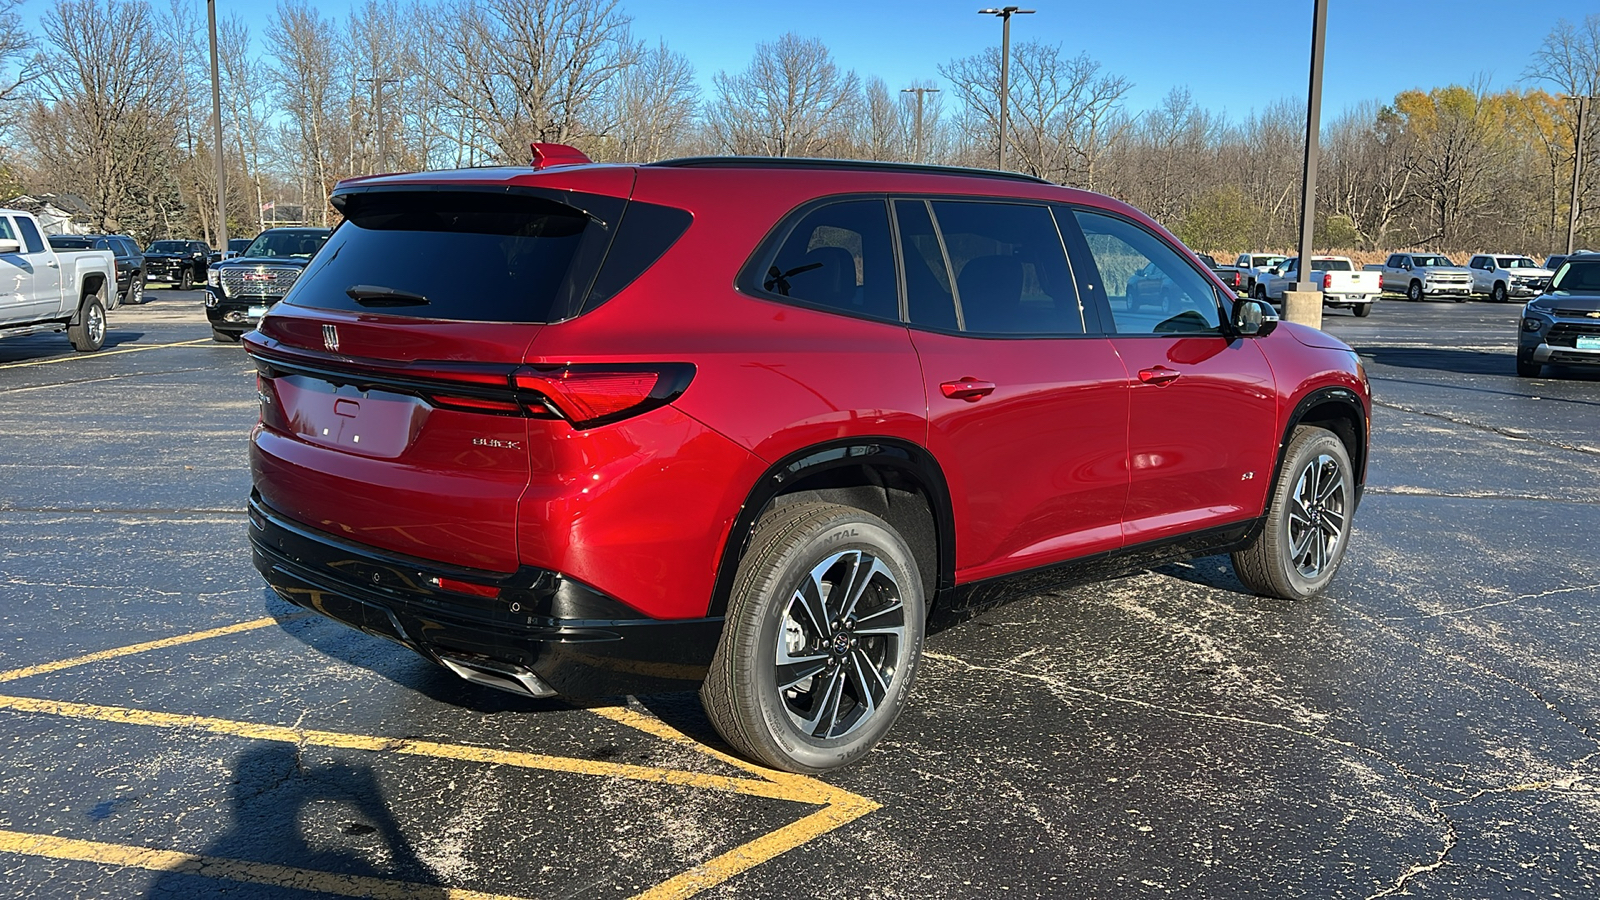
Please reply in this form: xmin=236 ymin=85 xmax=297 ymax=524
xmin=512 ymin=364 xmax=692 ymax=428
xmin=1323 ymin=272 xmax=1333 ymax=289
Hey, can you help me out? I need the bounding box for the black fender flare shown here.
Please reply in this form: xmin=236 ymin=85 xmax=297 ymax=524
xmin=1268 ymin=386 xmax=1368 ymax=514
xmin=707 ymin=437 xmax=956 ymax=617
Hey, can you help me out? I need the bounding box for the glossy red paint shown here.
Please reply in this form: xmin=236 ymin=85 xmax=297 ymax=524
xmin=246 ymin=159 xmax=1370 ymax=631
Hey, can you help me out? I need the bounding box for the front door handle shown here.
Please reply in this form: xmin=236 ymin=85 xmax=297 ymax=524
xmin=940 ymin=378 xmax=997 ymax=401
xmin=1137 ymin=366 xmax=1181 ymax=386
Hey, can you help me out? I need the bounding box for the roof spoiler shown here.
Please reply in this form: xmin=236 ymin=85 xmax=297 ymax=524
xmin=530 ymin=143 xmax=592 ymax=170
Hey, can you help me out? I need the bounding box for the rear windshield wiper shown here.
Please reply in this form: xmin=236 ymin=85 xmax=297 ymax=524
xmin=345 ymin=284 xmax=430 ymax=307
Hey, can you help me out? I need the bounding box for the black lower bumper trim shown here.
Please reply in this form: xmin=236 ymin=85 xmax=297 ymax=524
xmin=248 ymin=495 xmax=721 ymax=697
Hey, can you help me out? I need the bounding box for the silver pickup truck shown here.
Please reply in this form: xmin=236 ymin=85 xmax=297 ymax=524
xmin=0 ymin=209 xmax=117 ymax=352
xmin=1364 ymin=253 xmax=1474 ymax=302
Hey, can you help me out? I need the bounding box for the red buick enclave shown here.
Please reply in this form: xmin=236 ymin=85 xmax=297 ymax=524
xmin=246 ymin=150 xmax=1369 ymax=772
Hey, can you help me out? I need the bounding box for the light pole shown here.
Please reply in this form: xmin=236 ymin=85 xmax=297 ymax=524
xmin=1292 ymin=0 xmax=1328 ymax=295
xmin=978 ymin=6 xmax=1033 ymax=170
xmin=206 ymin=0 xmax=226 ymax=250
xmin=901 ymin=87 xmax=940 ymax=164
xmin=1567 ymin=95 xmax=1591 ymax=255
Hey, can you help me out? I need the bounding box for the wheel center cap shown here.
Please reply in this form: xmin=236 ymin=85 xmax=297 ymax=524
xmin=831 ymin=632 xmax=851 ymax=657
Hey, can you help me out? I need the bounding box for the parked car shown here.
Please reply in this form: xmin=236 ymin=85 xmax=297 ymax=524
xmin=204 ymin=227 xmax=330 ymax=342
xmin=1233 ymin=253 xmax=1288 ymax=293
xmin=210 ymin=237 xmax=254 ymax=263
xmin=143 ymin=239 xmax=212 ymax=289
xmin=1365 ymin=253 xmax=1473 ymax=301
xmin=48 ymin=233 xmax=146 ymax=306
xmin=1466 ymin=254 xmax=1552 ymax=302
xmin=0 ymin=209 xmax=116 ymax=351
xmin=1517 ymin=256 xmax=1600 ymax=377
xmin=1543 ymin=250 xmax=1596 ymax=272
xmin=1253 ymin=256 xmax=1382 ymax=316
xmin=243 ymin=151 xmax=1371 ymax=773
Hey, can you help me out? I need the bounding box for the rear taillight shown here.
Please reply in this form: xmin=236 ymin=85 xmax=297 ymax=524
xmin=1322 ymin=272 xmax=1333 ymax=289
xmin=428 ymin=576 xmax=500 ymax=598
xmin=513 ymin=364 xmax=694 ymax=429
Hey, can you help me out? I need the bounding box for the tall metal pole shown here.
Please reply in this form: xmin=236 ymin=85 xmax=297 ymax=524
xmin=901 ymin=87 xmax=940 ymax=164
xmin=206 ymin=0 xmax=226 ymax=250
xmin=980 ymin=8 xmax=1034 ymax=170
xmin=1568 ymin=96 xmax=1589 ymax=255
xmin=1293 ymin=0 xmax=1328 ymax=292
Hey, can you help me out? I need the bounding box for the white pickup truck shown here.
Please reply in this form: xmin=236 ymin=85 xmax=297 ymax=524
xmin=1252 ymin=255 xmax=1382 ymax=317
xmin=0 ymin=209 xmax=116 ymax=352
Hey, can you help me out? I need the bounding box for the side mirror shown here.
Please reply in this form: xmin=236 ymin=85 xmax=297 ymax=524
xmin=0 ymin=238 xmax=19 ymax=254
xmin=1231 ymin=297 xmax=1279 ymax=337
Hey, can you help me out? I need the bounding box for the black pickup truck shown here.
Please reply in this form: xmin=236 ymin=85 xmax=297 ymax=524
xmin=204 ymin=227 xmax=331 ymax=342
xmin=143 ymin=239 xmax=212 ymax=290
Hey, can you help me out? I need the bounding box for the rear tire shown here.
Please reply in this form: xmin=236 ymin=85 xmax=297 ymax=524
xmin=67 ymin=294 xmax=107 ymax=352
xmin=1353 ymin=304 xmax=1372 ymax=317
xmin=1232 ymin=426 xmax=1354 ymax=601
xmin=701 ymin=501 xmax=925 ymax=773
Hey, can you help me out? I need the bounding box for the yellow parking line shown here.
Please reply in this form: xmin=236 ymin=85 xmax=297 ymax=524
xmin=0 ymin=829 xmax=530 ymax=900
xmin=0 ymin=619 xmax=883 ymax=898
xmin=0 ymin=616 xmax=301 ymax=683
xmin=0 ymin=694 xmax=809 ymax=803
xmin=0 ymin=338 xmax=210 ymax=370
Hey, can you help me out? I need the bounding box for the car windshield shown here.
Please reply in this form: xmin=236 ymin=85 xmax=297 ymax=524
xmin=1498 ymin=257 xmax=1537 ymax=268
xmin=242 ymin=230 xmax=329 ymax=259
xmin=148 ymin=241 xmax=189 ymax=252
xmin=1550 ymin=260 xmax=1600 ymax=294
xmin=1412 ymin=255 xmax=1454 ymax=267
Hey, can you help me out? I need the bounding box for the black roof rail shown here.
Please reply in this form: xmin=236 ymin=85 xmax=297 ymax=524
xmin=645 ymin=156 xmax=1053 ymax=185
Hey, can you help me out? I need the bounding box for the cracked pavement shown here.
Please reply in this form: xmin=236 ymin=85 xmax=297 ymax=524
xmin=0 ymin=293 xmax=1597 ymax=897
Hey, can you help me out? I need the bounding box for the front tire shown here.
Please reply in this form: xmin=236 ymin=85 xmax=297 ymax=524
xmin=211 ymin=327 xmax=241 ymax=343
xmin=68 ymin=294 xmax=107 ymax=352
xmin=1407 ymin=281 xmax=1423 ymax=302
xmin=1516 ymin=356 xmax=1542 ymax=378
xmin=1232 ymin=426 xmax=1354 ymax=601
xmin=702 ymin=501 xmax=926 ymax=773
xmin=178 ymin=268 xmax=194 ymax=291
xmin=1491 ymin=282 xmax=1507 ymax=303
xmin=127 ymin=275 xmax=145 ymax=306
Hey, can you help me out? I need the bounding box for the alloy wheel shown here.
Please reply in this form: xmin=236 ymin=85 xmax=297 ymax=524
xmin=1286 ymin=453 xmax=1347 ymax=579
xmin=774 ymin=549 xmax=906 ymax=740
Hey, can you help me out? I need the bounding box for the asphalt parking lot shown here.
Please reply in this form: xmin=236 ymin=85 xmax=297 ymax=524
xmin=1 ymin=289 xmax=1597 ymax=899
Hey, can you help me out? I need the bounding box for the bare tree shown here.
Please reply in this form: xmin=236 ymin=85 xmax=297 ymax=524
xmin=26 ymin=0 xmax=179 ymax=236
xmin=1322 ymin=101 xmax=1413 ymax=249
xmin=269 ymin=1 xmax=344 ymax=225
xmin=1526 ymin=14 xmax=1600 ymax=245
xmin=219 ymin=15 xmax=272 ymax=232
xmin=708 ymin=33 xmax=860 ymax=158
xmin=602 ymin=40 xmax=698 ymax=163
xmin=0 ymin=0 xmax=41 ymax=132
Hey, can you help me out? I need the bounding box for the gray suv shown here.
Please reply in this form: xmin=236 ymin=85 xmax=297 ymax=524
xmin=1518 ymin=257 xmax=1600 ymax=377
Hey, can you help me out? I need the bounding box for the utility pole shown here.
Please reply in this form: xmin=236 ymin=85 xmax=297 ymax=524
xmin=979 ymin=7 xmax=1033 ymax=170
xmin=206 ymin=0 xmax=226 ymax=250
xmin=1568 ymin=95 xmax=1590 ymax=255
xmin=1292 ymin=0 xmax=1328 ymax=294
xmin=359 ymin=76 xmax=401 ymax=173
xmin=901 ymin=87 xmax=940 ymax=164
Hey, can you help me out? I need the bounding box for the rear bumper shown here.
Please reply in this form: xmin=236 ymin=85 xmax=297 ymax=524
xmin=248 ymin=494 xmax=721 ymax=697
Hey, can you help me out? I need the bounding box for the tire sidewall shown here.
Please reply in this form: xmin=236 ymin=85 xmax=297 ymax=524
xmin=735 ymin=513 xmax=925 ymax=772
xmin=1408 ymin=281 xmax=1422 ymax=301
xmin=1270 ymin=430 xmax=1353 ymax=598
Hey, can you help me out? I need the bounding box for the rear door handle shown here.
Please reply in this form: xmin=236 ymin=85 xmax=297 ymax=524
xmin=1137 ymin=366 xmax=1181 ymax=386
xmin=940 ymin=378 xmax=997 ymax=401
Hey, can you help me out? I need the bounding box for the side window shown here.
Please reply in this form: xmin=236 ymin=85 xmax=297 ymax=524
xmin=16 ymin=217 xmax=45 ymax=254
xmin=120 ymin=239 xmax=139 ymax=256
xmin=0 ymin=217 xmax=15 ymax=243
xmin=894 ymin=200 xmax=957 ymax=331
xmin=1386 ymin=254 xmax=1401 ymax=267
xmin=1069 ymin=210 xmax=1222 ymax=336
xmin=759 ymin=199 xmax=898 ymax=322
xmin=927 ymin=201 xmax=1083 ymax=335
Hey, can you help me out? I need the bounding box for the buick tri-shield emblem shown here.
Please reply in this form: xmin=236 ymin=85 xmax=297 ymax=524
xmin=322 ymin=324 xmax=339 ymax=352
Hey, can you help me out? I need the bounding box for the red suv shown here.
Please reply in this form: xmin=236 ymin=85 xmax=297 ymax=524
xmin=246 ymin=152 xmax=1369 ymax=772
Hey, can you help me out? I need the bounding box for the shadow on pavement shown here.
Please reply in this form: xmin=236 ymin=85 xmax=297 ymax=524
xmin=144 ymin=743 xmax=448 ymax=898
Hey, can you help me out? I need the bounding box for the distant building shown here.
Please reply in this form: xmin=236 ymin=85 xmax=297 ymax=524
xmin=3 ymin=193 xmax=95 ymax=235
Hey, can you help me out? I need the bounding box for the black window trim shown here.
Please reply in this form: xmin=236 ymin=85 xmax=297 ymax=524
xmin=739 ymin=191 xmax=1107 ymax=340
xmin=1054 ymin=203 xmax=1232 ymax=339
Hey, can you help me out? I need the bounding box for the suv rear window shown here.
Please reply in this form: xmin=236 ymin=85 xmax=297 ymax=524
xmin=293 ymin=190 xmax=628 ymax=323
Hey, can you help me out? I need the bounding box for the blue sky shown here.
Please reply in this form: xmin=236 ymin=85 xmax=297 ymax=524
xmin=18 ymin=0 xmax=1598 ymax=120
